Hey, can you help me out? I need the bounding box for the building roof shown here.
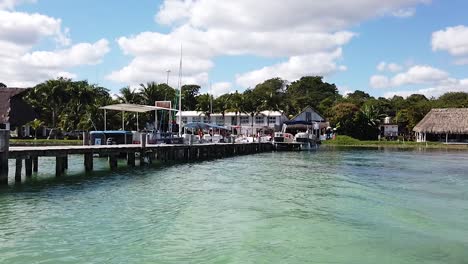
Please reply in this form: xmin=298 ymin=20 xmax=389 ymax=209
xmin=0 ymin=88 xmax=29 ymax=124
xmin=290 ymin=106 xmax=325 ymax=122
xmin=413 ymin=108 xmax=468 ymax=134
xmin=176 ymin=110 xmax=286 ymax=117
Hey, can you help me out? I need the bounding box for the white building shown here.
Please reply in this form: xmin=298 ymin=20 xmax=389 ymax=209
xmin=176 ymin=111 xmax=288 ymax=135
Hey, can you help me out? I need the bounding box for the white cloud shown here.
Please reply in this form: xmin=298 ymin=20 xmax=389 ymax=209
xmin=371 ymin=63 xmax=468 ymax=98
xmin=156 ymin=0 xmax=427 ymax=32
xmin=109 ymin=0 xmax=428 ymax=87
xmin=0 ymin=9 xmax=109 ymax=87
xmin=376 ymin=61 xmax=403 ymax=72
xmin=370 ymin=75 xmax=391 ymax=89
xmin=21 ymin=39 xmax=109 ymax=67
xmin=1 ymin=39 xmax=110 ymax=87
xmin=392 ymin=65 xmax=448 ymax=86
xmin=370 ymin=65 xmax=449 ymax=89
xmin=0 ymin=0 xmax=35 ymax=10
xmin=235 ymin=49 xmax=345 ymax=88
xmin=0 ymin=10 xmax=70 ymax=47
xmin=432 ymin=25 xmax=468 ymax=56
xmin=210 ymin=82 xmax=233 ymax=97
xmin=392 ymin=8 xmax=416 ymax=18
xmin=432 ymin=25 xmax=468 ymax=64
xmin=337 ymin=85 xmax=354 ymax=96
xmin=384 ymin=79 xmax=468 ymax=98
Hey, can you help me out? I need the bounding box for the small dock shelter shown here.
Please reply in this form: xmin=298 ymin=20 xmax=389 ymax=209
xmin=99 ymin=103 xmax=178 ymax=131
xmin=413 ymin=108 xmax=468 ymax=143
xmin=286 ymin=106 xmax=329 ymax=136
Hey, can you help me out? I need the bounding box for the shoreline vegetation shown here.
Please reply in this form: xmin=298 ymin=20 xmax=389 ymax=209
xmin=5 ymin=76 xmax=467 ymax=142
xmin=323 ymin=136 xmax=468 ymax=149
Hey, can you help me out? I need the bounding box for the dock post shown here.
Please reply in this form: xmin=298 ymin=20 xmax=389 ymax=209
xmin=127 ymin=152 xmax=135 ymax=167
xmin=63 ymin=155 xmax=68 ymax=170
xmin=25 ymin=157 xmax=33 ymax=178
xmin=84 ymin=153 xmax=93 ymax=172
xmin=140 ymin=133 xmax=147 ymax=148
xmin=83 ymin=132 xmax=90 ymax=146
xmin=15 ymin=158 xmax=22 ymax=182
xmin=140 ymin=133 xmax=147 ymax=166
xmin=33 ymin=156 xmax=38 ymax=172
xmin=0 ymin=130 xmax=9 ymax=185
xmin=56 ymin=156 xmax=64 ymax=177
xmin=109 ymin=155 xmax=118 ymax=170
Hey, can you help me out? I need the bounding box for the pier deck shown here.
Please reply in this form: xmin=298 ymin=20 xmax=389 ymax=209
xmin=0 ymin=130 xmax=273 ymax=185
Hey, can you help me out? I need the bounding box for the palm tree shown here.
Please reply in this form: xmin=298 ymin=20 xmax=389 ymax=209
xmin=117 ymin=86 xmax=142 ymax=104
xmin=28 ymin=119 xmax=44 ymax=139
xmin=196 ymin=93 xmax=212 ymax=123
xmin=214 ymin=93 xmax=232 ymax=125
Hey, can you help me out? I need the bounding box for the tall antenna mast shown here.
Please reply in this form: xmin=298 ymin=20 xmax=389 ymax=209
xmin=177 ymin=45 xmax=183 ymax=136
xmin=210 ymin=81 xmax=213 ymax=116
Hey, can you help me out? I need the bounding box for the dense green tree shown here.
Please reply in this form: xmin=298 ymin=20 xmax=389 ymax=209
xmin=214 ymin=93 xmax=233 ymax=121
xmin=181 ymin=84 xmax=200 ymax=111
xmin=251 ymin=78 xmax=286 ymax=112
xmin=345 ymin=90 xmax=372 ymax=107
xmin=437 ymin=92 xmax=468 ymax=108
xmin=330 ymin=103 xmax=360 ymax=138
xmin=286 ymin=76 xmax=339 ymax=115
xmin=196 ymin=93 xmax=213 ymax=122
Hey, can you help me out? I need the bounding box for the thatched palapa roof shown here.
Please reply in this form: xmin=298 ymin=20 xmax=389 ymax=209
xmin=0 ymin=87 xmax=36 ymax=126
xmin=413 ymin=108 xmax=468 ymax=134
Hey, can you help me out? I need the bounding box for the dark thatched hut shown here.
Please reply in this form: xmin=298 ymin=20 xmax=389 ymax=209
xmin=0 ymin=88 xmax=36 ymax=135
xmin=413 ymin=108 xmax=468 ymax=143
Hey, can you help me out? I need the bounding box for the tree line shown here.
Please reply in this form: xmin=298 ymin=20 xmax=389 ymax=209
xmin=9 ymin=76 xmax=468 ymax=140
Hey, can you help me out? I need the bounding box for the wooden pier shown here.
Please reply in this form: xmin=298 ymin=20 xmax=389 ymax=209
xmin=0 ymin=130 xmax=273 ymax=185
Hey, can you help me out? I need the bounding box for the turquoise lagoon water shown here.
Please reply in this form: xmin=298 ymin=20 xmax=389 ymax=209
xmin=0 ymin=148 xmax=467 ymax=263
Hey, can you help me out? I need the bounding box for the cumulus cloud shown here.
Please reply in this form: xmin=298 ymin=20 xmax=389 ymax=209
xmin=370 ymin=65 xmax=449 ymax=89
xmin=0 ymin=9 xmax=110 ymax=87
xmin=236 ymin=49 xmax=345 ymax=88
xmin=384 ymin=79 xmax=468 ymax=98
xmin=370 ymin=75 xmax=391 ymax=89
xmin=156 ymin=0 xmax=427 ymax=32
xmin=377 ymin=61 xmax=403 ymax=72
xmin=1 ymin=39 xmax=110 ymax=87
xmin=0 ymin=0 xmax=36 ymax=10
xmin=392 ymin=8 xmax=416 ymax=18
xmin=369 ymin=63 xmax=468 ymax=98
xmin=0 ymin=10 xmax=70 ymax=47
xmin=210 ymin=82 xmax=233 ymax=97
xmin=432 ymin=25 xmax=468 ymax=64
xmin=109 ymin=0 xmax=428 ymax=87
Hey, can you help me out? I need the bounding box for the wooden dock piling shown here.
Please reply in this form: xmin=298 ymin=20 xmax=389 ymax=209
xmin=109 ymin=155 xmax=118 ymax=170
xmin=33 ymin=156 xmax=38 ymax=172
xmin=84 ymin=153 xmax=93 ymax=172
xmin=25 ymin=158 xmax=33 ymax=177
xmin=15 ymin=158 xmax=22 ymax=182
xmin=0 ymin=130 xmax=9 ymax=185
xmin=127 ymin=152 xmax=135 ymax=167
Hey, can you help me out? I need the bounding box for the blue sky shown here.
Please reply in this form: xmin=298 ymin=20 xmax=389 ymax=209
xmin=1 ymin=0 xmax=468 ymax=98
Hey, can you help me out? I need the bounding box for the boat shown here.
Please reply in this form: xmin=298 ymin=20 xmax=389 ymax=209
xmin=272 ymin=121 xmax=319 ymax=151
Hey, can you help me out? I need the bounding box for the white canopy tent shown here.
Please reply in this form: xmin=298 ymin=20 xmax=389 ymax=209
xmin=99 ymin=103 xmax=178 ymax=131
